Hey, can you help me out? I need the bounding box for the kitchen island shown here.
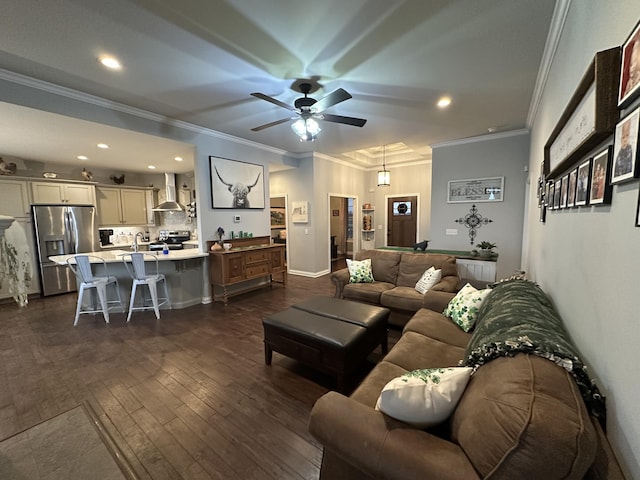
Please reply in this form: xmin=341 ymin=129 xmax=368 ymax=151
xmin=49 ymin=249 xmax=210 ymax=311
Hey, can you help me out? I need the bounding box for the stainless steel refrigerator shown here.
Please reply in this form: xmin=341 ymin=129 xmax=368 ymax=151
xmin=32 ymin=205 xmax=99 ymax=296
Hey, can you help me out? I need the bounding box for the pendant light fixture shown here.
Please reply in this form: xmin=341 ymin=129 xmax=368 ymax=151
xmin=377 ymin=145 xmax=390 ymax=186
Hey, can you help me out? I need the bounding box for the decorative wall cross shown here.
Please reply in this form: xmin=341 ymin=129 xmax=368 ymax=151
xmin=454 ymin=204 xmax=493 ymax=245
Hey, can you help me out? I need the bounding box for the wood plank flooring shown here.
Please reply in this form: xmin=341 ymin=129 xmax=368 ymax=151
xmin=0 ymin=274 xmax=398 ymax=479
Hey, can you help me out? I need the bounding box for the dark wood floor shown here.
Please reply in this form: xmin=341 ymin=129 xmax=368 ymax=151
xmin=0 ymin=274 xmax=397 ymax=479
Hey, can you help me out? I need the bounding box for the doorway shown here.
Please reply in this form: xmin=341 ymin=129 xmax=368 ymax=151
xmin=269 ymin=195 xmax=288 ymax=265
xmin=329 ymin=195 xmax=355 ymax=271
xmin=387 ymin=195 xmax=418 ymax=247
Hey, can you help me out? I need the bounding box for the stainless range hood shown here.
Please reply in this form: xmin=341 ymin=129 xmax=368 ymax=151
xmin=152 ymin=173 xmax=184 ymax=211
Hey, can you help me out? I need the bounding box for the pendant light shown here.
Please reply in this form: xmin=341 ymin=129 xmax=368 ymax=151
xmin=377 ymin=145 xmax=390 ymax=186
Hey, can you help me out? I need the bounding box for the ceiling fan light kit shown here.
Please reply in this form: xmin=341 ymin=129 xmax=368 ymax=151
xmin=291 ymin=117 xmax=321 ymax=141
xmin=251 ymin=81 xmax=366 ymax=141
xmin=377 ymin=145 xmax=391 ymax=186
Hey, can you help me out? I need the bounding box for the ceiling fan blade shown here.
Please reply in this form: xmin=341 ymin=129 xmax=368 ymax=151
xmin=311 ymin=88 xmax=352 ymax=113
xmin=321 ymin=113 xmax=367 ymax=127
xmin=251 ymin=92 xmax=296 ymax=111
xmin=251 ymin=117 xmax=291 ymax=132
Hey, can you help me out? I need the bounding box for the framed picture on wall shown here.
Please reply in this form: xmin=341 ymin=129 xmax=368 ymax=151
xmin=575 ymin=159 xmax=592 ymax=206
xmin=589 ymin=147 xmax=613 ymax=205
xmin=618 ymin=20 xmax=640 ymax=108
xmin=560 ymin=174 xmax=569 ymax=208
xmin=611 ymin=107 xmax=640 ymax=184
xmin=567 ymin=168 xmax=578 ymax=208
xmin=209 ymin=156 xmax=265 ymax=209
xmin=291 ymin=201 xmax=309 ymax=223
xmin=545 ymin=180 xmax=553 ymax=208
xmin=553 ymin=179 xmax=562 ymax=209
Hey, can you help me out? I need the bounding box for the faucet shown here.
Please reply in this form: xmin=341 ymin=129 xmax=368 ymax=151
xmin=133 ymin=232 xmax=144 ymax=252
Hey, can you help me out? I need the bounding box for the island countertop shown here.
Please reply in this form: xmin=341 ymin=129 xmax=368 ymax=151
xmin=49 ymin=249 xmax=207 ymax=265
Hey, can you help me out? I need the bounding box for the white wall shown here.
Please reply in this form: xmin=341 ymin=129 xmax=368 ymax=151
xmin=524 ymin=1 xmax=640 ymax=477
xmin=431 ymin=132 xmax=529 ymax=279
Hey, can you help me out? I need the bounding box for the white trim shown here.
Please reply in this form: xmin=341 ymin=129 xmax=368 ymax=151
xmin=526 ymin=0 xmax=572 ymax=127
xmin=287 ymin=268 xmax=331 ymax=278
xmin=431 ymin=128 xmax=530 ymax=149
xmin=0 ymin=68 xmax=288 ymax=156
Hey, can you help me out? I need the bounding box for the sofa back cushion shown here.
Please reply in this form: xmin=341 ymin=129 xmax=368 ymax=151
xmin=396 ymin=253 xmax=457 ymax=287
xmin=450 ymin=354 xmax=597 ymax=479
xmin=355 ymin=250 xmax=401 ymax=284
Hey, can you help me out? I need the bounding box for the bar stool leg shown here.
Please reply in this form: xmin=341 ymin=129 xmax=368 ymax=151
xmin=74 ymin=284 xmax=86 ymax=326
xmin=95 ymin=283 xmax=110 ymax=324
xmin=127 ymin=282 xmax=138 ymax=322
xmin=147 ymin=280 xmax=160 ymax=319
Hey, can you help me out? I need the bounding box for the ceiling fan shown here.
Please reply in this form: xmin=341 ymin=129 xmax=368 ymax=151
xmin=250 ymin=82 xmax=367 ymax=141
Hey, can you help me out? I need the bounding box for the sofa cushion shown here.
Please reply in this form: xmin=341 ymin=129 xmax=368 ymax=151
xmin=380 ymin=286 xmax=425 ymax=312
xmin=383 ymin=331 xmax=465 ymax=372
xmin=443 ymin=283 xmax=491 ymax=332
xmin=451 ymin=354 xmax=597 ymax=479
xmin=404 ymin=309 xmax=471 ymax=349
xmin=355 ymin=249 xmax=401 ymax=284
xmin=347 ymin=258 xmax=374 ymax=283
xmin=396 ymin=253 xmax=457 ymax=287
xmin=376 ymin=367 xmax=473 ymax=428
xmin=343 ymin=281 xmax=395 ymax=304
xmin=415 ymin=267 xmax=442 ymax=294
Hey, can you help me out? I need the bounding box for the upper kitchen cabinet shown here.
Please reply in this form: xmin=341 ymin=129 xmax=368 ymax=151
xmin=0 ymin=178 xmax=30 ymax=218
xmin=31 ymin=181 xmax=96 ymax=205
xmin=96 ymin=186 xmax=151 ymax=226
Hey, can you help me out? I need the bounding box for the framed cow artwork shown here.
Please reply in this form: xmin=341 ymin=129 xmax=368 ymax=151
xmin=210 ymin=156 xmax=265 ymax=209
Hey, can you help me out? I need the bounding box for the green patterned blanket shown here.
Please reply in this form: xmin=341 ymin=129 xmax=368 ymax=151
xmin=462 ymin=280 xmax=604 ymax=420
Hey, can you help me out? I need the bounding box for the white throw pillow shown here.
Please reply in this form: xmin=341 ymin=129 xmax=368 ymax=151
xmin=346 ymin=258 xmax=374 ymax=283
xmin=415 ymin=266 xmax=442 ymax=294
xmin=443 ymin=283 xmax=491 ymax=332
xmin=375 ymin=367 xmax=473 ymax=428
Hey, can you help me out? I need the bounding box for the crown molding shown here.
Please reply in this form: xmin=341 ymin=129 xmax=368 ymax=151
xmin=526 ymin=0 xmax=572 ymax=127
xmin=0 ymin=69 xmax=288 ymax=156
xmin=431 ymin=128 xmax=530 ymax=149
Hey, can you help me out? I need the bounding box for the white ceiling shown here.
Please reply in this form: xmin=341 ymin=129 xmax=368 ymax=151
xmin=0 ymin=0 xmax=557 ymax=174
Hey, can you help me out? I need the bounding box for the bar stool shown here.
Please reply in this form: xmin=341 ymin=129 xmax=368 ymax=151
xmin=121 ymin=253 xmax=171 ymax=321
xmin=66 ymin=255 xmax=124 ymax=326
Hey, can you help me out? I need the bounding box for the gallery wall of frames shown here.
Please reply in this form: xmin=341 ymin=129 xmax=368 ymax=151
xmin=538 ymin=20 xmax=640 ymax=226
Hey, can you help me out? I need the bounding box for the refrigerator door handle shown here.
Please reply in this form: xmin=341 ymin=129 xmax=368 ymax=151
xmin=65 ymin=209 xmax=77 ymax=254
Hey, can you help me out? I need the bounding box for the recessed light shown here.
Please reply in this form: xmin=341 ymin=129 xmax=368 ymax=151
xmin=147 ymin=165 xmax=156 ymax=170
xmin=77 ymin=155 xmax=88 ymax=160
xmin=174 ymin=156 xmax=183 ymax=162
xmin=437 ymin=96 xmax=451 ymax=108
xmin=97 ymin=143 xmax=109 ymax=149
xmin=98 ymin=56 xmax=122 ymax=70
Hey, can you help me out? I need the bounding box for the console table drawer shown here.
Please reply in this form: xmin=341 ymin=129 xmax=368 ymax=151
xmin=245 ymin=262 xmax=270 ymax=279
xmin=245 ymin=250 xmax=269 ymax=264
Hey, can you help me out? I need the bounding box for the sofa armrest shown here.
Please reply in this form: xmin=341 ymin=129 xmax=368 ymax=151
xmin=330 ymin=268 xmax=350 ymax=298
xmin=309 ymin=392 xmax=479 ymax=480
xmin=423 ymin=290 xmax=456 ymax=312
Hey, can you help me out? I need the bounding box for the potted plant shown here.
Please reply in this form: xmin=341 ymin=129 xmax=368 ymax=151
xmin=476 ymin=241 xmax=497 ymax=258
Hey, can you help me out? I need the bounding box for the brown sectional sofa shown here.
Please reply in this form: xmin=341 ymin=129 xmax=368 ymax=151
xmin=331 ymin=249 xmax=459 ymax=327
xmin=309 ymin=281 xmax=624 ymax=480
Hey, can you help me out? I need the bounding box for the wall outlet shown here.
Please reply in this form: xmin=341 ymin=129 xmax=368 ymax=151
xmin=304 ymin=228 xmax=309 ymax=235
xmin=233 ymin=215 xmax=240 ymax=223
xmin=445 ymin=228 xmax=458 ymax=235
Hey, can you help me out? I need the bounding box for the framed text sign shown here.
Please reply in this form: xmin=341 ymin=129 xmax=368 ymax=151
xmin=447 ymin=177 xmax=504 ymax=203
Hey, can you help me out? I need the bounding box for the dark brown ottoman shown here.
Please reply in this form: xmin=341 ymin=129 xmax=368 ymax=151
xmin=262 ymin=298 xmax=389 ymax=391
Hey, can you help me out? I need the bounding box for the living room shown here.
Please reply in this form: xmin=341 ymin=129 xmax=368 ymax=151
xmin=1 ymin=1 xmax=639 ymax=478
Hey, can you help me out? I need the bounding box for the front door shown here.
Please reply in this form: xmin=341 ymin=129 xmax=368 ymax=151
xmin=387 ymin=196 xmax=417 ymax=247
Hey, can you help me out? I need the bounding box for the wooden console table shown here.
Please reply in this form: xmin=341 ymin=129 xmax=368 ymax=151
xmin=207 ymin=236 xmax=286 ymax=304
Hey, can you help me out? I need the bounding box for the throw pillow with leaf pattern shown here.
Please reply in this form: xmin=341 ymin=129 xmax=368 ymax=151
xmin=443 ymin=283 xmax=491 ymax=332
xmin=346 ymin=258 xmax=374 ymax=283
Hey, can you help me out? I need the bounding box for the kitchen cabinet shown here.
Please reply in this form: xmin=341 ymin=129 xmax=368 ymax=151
xmin=0 ymin=178 xmax=30 ymax=218
xmin=208 ymin=236 xmax=286 ymax=304
xmin=96 ymin=186 xmax=150 ymax=226
xmin=31 ymin=181 xmax=95 ymax=205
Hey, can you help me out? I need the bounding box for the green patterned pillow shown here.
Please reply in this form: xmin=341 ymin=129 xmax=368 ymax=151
xmin=346 ymin=258 xmax=374 ymax=283
xmin=375 ymin=367 xmax=473 ymax=427
xmin=443 ymin=283 xmax=491 ymax=332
